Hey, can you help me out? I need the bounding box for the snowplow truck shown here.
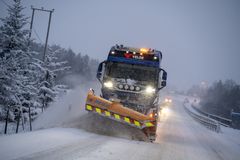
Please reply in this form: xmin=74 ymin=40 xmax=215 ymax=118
xmin=85 ymin=45 xmax=167 ymax=141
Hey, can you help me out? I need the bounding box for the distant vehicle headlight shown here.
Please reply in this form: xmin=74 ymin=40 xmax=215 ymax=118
xmin=164 ymin=98 xmax=172 ymax=103
xmin=145 ymin=86 xmax=156 ymax=94
xmin=165 ymin=98 xmax=169 ymax=102
xmin=104 ymin=81 xmax=113 ymax=88
xmin=162 ymin=107 xmax=170 ymax=115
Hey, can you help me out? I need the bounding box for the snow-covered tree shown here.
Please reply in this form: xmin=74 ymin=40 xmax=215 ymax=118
xmin=0 ymin=0 xmax=28 ymax=53
xmin=0 ymin=0 xmax=42 ymax=133
xmin=38 ymin=47 xmax=70 ymax=112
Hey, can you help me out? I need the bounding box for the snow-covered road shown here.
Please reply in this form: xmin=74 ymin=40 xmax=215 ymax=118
xmin=156 ymin=96 xmax=240 ymax=160
xmin=0 ymin=95 xmax=240 ymax=160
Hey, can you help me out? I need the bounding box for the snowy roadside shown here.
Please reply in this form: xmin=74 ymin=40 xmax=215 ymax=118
xmin=33 ymin=80 xmax=100 ymax=130
xmin=0 ymin=80 xmax=100 ymax=135
xmin=183 ymin=99 xmax=240 ymax=147
xmin=0 ymin=127 xmax=161 ymax=160
xmin=0 ymin=128 xmax=99 ymax=160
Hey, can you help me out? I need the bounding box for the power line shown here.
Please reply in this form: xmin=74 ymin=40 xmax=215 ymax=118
xmin=28 ymin=6 xmax=54 ymax=62
xmin=32 ymin=26 xmax=53 ymax=52
xmin=30 ymin=24 xmax=53 ymax=52
xmin=32 ymin=26 xmax=43 ymax=43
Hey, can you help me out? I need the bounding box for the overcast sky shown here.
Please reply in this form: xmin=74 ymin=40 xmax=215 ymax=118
xmin=1 ymin=0 xmax=240 ymax=90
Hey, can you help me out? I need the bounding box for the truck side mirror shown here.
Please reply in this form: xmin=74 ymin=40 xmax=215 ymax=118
xmin=161 ymin=80 xmax=166 ymax=87
xmin=96 ymin=61 xmax=105 ymax=83
xmin=158 ymin=68 xmax=167 ymax=90
xmin=162 ymin=70 xmax=167 ymax=81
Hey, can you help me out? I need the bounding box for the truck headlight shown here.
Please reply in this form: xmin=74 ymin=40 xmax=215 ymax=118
xmin=104 ymin=81 xmax=113 ymax=88
xmin=135 ymin=86 xmax=141 ymax=91
xmin=130 ymin=85 xmax=135 ymax=91
xmin=118 ymin=84 xmax=123 ymax=89
xmin=124 ymin=84 xmax=129 ymax=90
xmin=145 ymin=86 xmax=156 ymax=94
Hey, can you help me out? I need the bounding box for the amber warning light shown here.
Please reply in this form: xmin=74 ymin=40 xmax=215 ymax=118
xmin=140 ymin=48 xmax=149 ymax=53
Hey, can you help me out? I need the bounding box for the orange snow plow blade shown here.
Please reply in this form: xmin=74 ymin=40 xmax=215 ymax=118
xmin=85 ymin=90 xmax=156 ymax=129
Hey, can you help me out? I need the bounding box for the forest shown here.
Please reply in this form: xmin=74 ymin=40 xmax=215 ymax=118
xmin=187 ymin=80 xmax=240 ymax=119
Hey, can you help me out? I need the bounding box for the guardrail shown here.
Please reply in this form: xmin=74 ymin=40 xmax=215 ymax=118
xmin=184 ymin=103 xmax=221 ymax=132
xmin=191 ymin=104 xmax=232 ymax=127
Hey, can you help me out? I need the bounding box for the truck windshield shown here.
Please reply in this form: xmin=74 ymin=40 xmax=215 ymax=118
xmin=107 ymin=62 xmax=158 ymax=82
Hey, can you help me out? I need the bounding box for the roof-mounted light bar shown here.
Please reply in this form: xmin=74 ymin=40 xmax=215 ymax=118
xmin=140 ymin=48 xmax=149 ymax=53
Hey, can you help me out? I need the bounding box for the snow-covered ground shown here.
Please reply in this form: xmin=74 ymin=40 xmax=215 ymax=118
xmin=157 ymin=95 xmax=240 ymax=160
xmin=0 ymin=91 xmax=240 ymax=160
xmin=33 ymin=81 xmax=100 ymax=130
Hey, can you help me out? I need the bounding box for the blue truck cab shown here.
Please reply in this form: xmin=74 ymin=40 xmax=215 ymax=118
xmin=96 ymin=44 xmax=167 ymax=115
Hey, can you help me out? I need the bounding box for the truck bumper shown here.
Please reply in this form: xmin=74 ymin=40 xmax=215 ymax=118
xmin=85 ymin=89 xmax=156 ymax=130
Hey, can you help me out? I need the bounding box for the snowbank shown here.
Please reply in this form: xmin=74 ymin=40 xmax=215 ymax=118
xmin=33 ymin=81 xmax=100 ymax=129
xmin=0 ymin=128 xmax=96 ymax=160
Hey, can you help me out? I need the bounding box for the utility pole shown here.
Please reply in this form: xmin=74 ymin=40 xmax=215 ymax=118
xmin=28 ymin=6 xmax=54 ymax=62
xmin=43 ymin=9 xmax=54 ymax=62
xmin=27 ymin=6 xmax=35 ymax=47
xmin=27 ymin=6 xmax=54 ymax=127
